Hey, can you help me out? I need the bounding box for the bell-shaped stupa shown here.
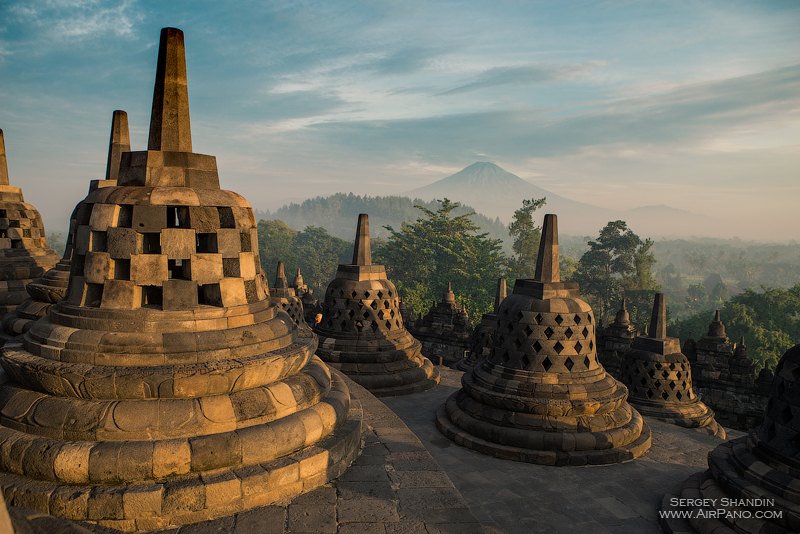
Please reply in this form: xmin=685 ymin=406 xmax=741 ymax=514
xmin=0 ymin=130 xmax=60 ymax=319
xmin=458 ymin=277 xmax=506 ymax=371
xmin=314 ymin=213 xmax=439 ymax=396
xmin=597 ymin=297 xmax=636 ymax=379
xmin=269 ymin=260 xmax=304 ymax=325
xmin=437 ymin=214 xmax=651 ymax=465
xmin=1 ymin=111 xmax=128 ymax=338
xmin=410 ymin=281 xmax=471 ymax=366
xmin=620 ymin=293 xmax=725 ymax=438
xmin=661 ymin=343 xmax=800 ymax=533
xmin=0 ymin=28 xmax=361 ymax=532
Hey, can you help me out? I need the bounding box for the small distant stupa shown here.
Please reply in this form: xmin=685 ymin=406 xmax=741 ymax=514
xmin=458 ymin=277 xmax=506 ymax=371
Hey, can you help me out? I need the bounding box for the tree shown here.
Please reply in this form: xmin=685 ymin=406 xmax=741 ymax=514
xmin=507 ymin=197 xmax=547 ymax=279
xmin=574 ymin=220 xmax=660 ymax=323
xmin=374 ymin=198 xmax=510 ymax=323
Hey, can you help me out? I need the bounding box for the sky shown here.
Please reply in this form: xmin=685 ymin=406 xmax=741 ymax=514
xmin=0 ymin=0 xmax=798 ymax=241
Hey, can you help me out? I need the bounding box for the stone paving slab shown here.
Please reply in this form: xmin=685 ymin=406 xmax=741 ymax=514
xmin=382 ymin=366 xmax=744 ymax=534
xmin=25 ymin=370 xmax=481 ymax=533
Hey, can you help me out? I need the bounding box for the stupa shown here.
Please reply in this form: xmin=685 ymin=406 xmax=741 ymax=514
xmin=0 ymin=129 xmax=60 ymax=319
xmin=437 ymin=214 xmax=651 ymax=465
xmin=689 ymin=309 xmax=734 ymax=389
xmin=314 ymin=213 xmax=440 ymax=396
xmin=409 ymin=282 xmax=471 ymax=366
xmin=1 ymin=110 xmax=128 ymax=339
xmin=596 ymin=297 xmax=636 ymax=379
xmin=458 ymin=277 xmax=506 ymax=371
xmin=660 ymin=342 xmax=800 ymax=533
xmin=269 ymin=260 xmax=304 ymax=325
xmin=620 ymin=293 xmax=725 ymax=438
xmin=0 ymin=28 xmax=361 ymax=532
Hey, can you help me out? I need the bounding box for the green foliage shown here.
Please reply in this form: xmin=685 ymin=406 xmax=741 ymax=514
xmin=573 ymin=220 xmax=660 ymax=324
xmin=671 ymin=285 xmax=800 ymax=371
xmin=508 ymin=197 xmax=546 ymax=279
xmin=257 ymin=219 xmax=351 ymax=294
xmin=374 ymin=198 xmax=510 ymax=324
xmin=47 ymin=232 xmax=66 ymax=256
xmin=260 ymin=192 xmax=511 ymax=251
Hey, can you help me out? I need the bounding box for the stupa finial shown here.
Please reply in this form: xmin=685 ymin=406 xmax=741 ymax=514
xmin=148 ymin=27 xmax=192 ymax=152
xmin=648 ymin=292 xmax=667 ymax=340
xmin=494 ymin=277 xmax=507 ymax=312
xmin=534 ymin=214 xmax=560 ymax=283
xmin=0 ymin=129 xmax=9 ymax=186
xmin=352 ymin=213 xmax=371 ymax=265
xmin=105 ymin=110 xmax=130 ymax=181
xmin=275 ymin=261 xmax=288 ymax=289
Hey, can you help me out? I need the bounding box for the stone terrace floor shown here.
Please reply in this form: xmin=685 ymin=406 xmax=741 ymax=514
xmin=382 ymin=366 xmax=745 ymax=534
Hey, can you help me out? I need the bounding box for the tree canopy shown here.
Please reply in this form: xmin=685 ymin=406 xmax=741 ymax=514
xmin=507 ymin=197 xmax=546 ymax=280
xmin=374 ymin=198 xmax=510 ymax=323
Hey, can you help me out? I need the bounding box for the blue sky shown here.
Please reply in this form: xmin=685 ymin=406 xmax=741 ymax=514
xmin=0 ymin=0 xmax=798 ymax=240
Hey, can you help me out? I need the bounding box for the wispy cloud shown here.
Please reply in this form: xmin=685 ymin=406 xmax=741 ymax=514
xmin=9 ymin=0 xmax=141 ymax=41
xmin=440 ymin=61 xmax=607 ymax=95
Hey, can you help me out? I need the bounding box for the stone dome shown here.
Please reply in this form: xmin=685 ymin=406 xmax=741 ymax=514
xmin=459 ymin=277 xmax=506 ymax=372
xmin=437 ymin=214 xmax=651 ymax=465
xmin=314 ymin=213 xmax=439 ymax=396
xmin=269 ymin=260 xmax=304 ymax=325
xmin=0 ymin=27 xmax=361 ymax=532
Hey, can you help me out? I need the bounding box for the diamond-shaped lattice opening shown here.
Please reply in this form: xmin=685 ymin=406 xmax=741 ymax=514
xmin=661 ymin=391 xmax=669 ymax=400
xmin=351 ymin=291 xmax=358 ymax=298
xmin=363 ymin=291 xmax=371 ymax=298
xmin=363 ymin=310 xmax=371 ymax=319
xmin=338 ymin=289 xmax=345 ymax=297
xmin=347 ymin=309 xmax=355 ymax=318
xmin=669 ymin=381 xmax=676 ymax=390
xmin=654 ymin=379 xmax=662 ymax=389
xmin=655 ymin=362 xmax=662 ymax=370
xmin=587 ymin=315 xmax=592 ymax=323
xmin=676 ymin=391 xmax=683 ymax=400
xmin=555 ymin=314 xmax=563 ymax=325
xmin=646 ymin=389 xmax=654 ymax=398
xmin=370 ymin=322 xmax=379 ymax=333
xmin=564 ymin=357 xmax=574 ymax=371
xmin=542 ymin=356 xmax=553 ymax=371
xmin=589 ymin=340 xmax=593 ymax=350
xmin=377 ymin=290 xmax=384 ymax=298
xmin=582 ymin=327 xmax=590 ymax=338
xmin=565 ymin=327 xmax=573 ymax=339
xmin=385 ymin=320 xmax=392 ymax=330
xmin=574 ymin=314 xmax=582 ymax=324
xmin=377 ymin=310 xmax=385 ymax=319
xmin=524 ymin=325 xmax=533 ymax=336
xmin=369 ymin=301 xmax=378 ymax=310
xmin=554 ymin=341 xmax=564 ymax=354
xmin=395 ymin=320 xmax=400 ymax=327
xmin=516 ymin=311 xmax=524 ymax=321
xmin=640 ymin=377 xmax=648 ymax=387
xmin=534 ymin=313 xmax=543 ymax=324
xmin=522 ymin=354 xmax=531 ymax=367
xmin=682 ymin=381 xmax=687 ymax=390
xmin=532 ymin=341 xmax=542 ymax=353
xmin=384 ymin=300 xmax=391 ymax=309
xmin=544 ymin=327 xmax=554 ymax=339
xmin=390 ymin=310 xmax=395 ymax=318
xmin=574 ymin=341 xmax=583 ymax=353
xmin=648 ymin=369 xmax=656 ymax=378
xmin=584 ymin=356 xmax=591 ymax=368
xmin=676 ymin=371 xmax=682 ymax=380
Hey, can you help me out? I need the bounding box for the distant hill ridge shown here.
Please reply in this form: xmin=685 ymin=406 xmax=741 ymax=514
xmin=258 ymin=192 xmax=511 ymax=247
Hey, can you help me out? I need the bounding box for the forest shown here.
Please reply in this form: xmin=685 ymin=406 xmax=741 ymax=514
xmin=252 ymin=196 xmax=799 ymax=372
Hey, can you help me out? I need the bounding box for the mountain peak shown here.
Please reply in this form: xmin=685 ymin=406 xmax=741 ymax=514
xmin=436 ymin=161 xmax=526 ymax=187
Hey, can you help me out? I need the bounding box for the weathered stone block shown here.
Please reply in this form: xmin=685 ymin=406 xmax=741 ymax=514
xmin=107 ymin=227 xmax=142 ymax=259
xmin=89 ymin=203 xmax=121 ymax=232
xmin=161 ymin=228 xmax=196 ymax=258
xmin=83 ymin=252 xmax=112 ymax=284
xmin=101 ymin=280 xmax=141 ymax=309
xmin=162 ymin=279 xmax=198 ymax=310
xmin=220 ymin=277 xmax=247 ymax=307
xmin=190 ymin=253 xmax=223 ymax=284
xmin=132 ymin=205 xmax=166 ymax=232
xmin=216 ymin=228 xmax=241 ymax=258
xmin=130 ymin=254 xmax=168 ymax=285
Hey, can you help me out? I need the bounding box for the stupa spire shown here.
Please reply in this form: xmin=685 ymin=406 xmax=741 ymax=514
xmin=275 ymin=261 xmax=288 ymax=289
xmin=105 ymin=110 xmax=130 ymax=181
xmin=648 ymin=293 xmax=667 ymax=340
xmin=148 ymin=27 xmax=192 ymax=152
xmin=494 ymin=277 xmax=507 ymax=312
xmin=352 ymin=213 xmax=371 ymax=265
xmin=0 ymin=129 xmax=8 ymax=186
xmin=534 ymin=214 xmax=559 ymax=283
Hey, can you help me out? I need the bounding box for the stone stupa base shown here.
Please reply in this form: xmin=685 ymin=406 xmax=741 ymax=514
xmin=324 ymin=347 xmax=440 ymax=397
xmin=436 ymin=390 xmax=652 ymax=466
xmin=632 ymin=399 xmax=726 ymax=439
xmin=660 ymin=435 xmax=800 ymax=534
xmin=0 ymin=366 xmax=362 ymax=532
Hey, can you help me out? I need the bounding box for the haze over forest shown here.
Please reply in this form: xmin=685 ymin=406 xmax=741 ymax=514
xmin=0 ymin=1 xmax=798 ymax=241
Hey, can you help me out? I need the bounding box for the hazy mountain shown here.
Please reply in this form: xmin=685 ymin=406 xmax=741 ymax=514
xmin=407 ymin=161 xmax=710 ymax=237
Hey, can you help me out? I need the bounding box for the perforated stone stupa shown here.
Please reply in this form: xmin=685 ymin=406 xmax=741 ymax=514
xmin=410 ymin=282 xmax=470 ymax=366
xmin=620 ymin=293 xmax=725 ymax=438
xmin=314 ymin=213 xmax=440 ymax=396
xmin=269 ymin=260 xmax=304 ymax=325
xmin=1 ymin=110 xmax=128 ymax=339
xmin=661 ymin=342 xmax=800 ymax=533
xmin=0 ymin=27 xmax=361 ymax=532
xmin=0 ymin=129 xmax=59 ymax=319
xmin=437 ymin=214 xmax=651 ymax=465
xmin=596 ymin=297 xmax=636 ymax=379
xmin=458 ymin=277 xmax=506 ymax=371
